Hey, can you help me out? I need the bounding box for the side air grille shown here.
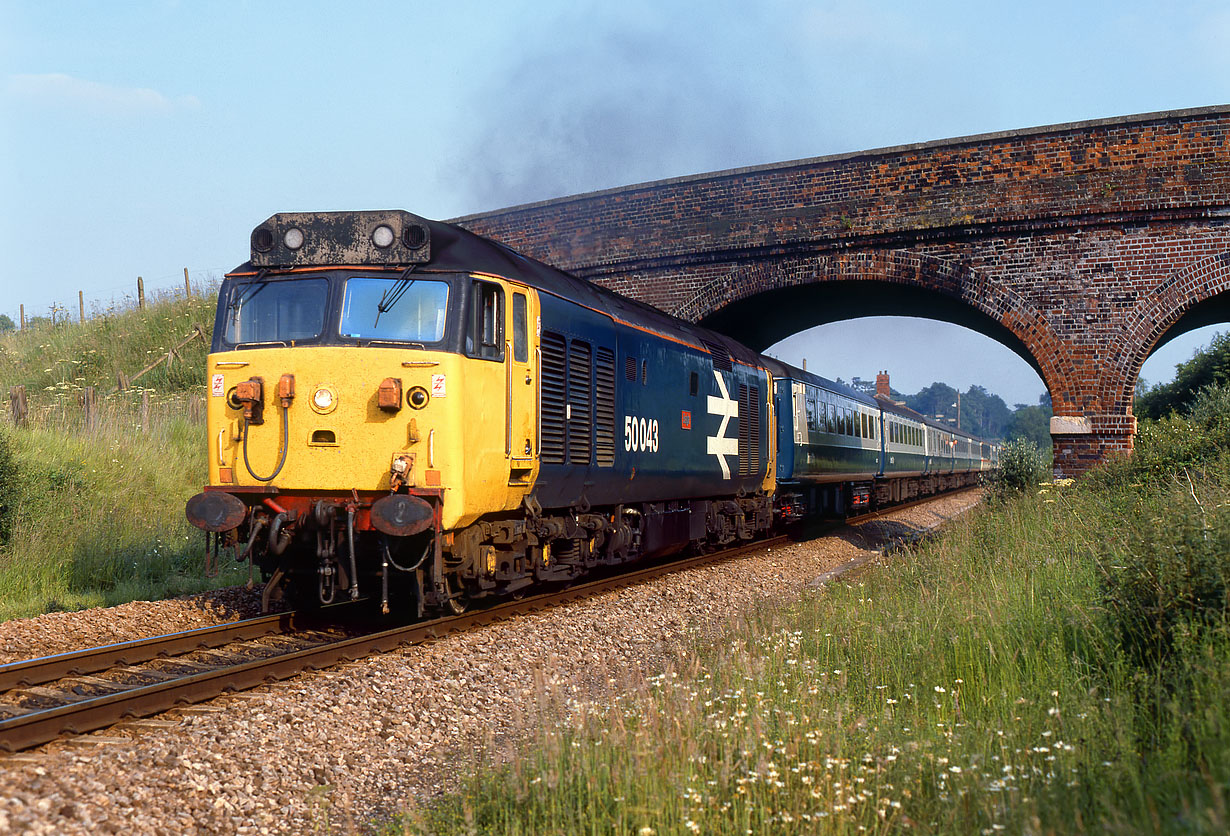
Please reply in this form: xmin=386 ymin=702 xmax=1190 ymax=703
xmin=567 ymin=340 xmax=592 ymax=465
xmin=625 ymin=356 xmax=637 ymax=381
xmin=540 ymin=331 xmax=567 ymax=464
xmin=738 ymin=384 xmax=750 ymax=476
xmin=595 ymin=347 xmax=616 ymax=466
xmin=748 ymin=385 xmax=761 ymax=476
xmin=701 ymin=338 xmax=732 ymax=372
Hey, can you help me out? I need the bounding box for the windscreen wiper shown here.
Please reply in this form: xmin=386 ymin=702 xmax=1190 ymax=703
xmin=228 ymin=269 xmax=270 ymax=323
xmin=373 ymin=265 xmax=418 ymax=328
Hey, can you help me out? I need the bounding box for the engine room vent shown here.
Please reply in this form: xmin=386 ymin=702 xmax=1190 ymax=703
xmin=540 ymin=331 xmax=567 ymax=464
xmin=738 ymin=384 xmax=761 ymax=476
xmin=595 ymin=347 xmax=616 ymax=467
xmin=567 ymin=340 xmax=593 ymax=464
xmin=701 ymin=338 xmax=732 ymax=372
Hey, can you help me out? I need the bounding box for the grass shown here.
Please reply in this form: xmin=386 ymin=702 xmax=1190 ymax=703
xmin=390 ymin=446 xmax=1230 ymax=834
xmin=0 ymin=289 xmax=246 ymax=621
xmin=0 ymin=286 xmax=216 ymax=410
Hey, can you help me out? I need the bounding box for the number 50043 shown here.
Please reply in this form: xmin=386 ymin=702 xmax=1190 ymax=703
xmin=624 ymin=416 xmax=659 ymax=453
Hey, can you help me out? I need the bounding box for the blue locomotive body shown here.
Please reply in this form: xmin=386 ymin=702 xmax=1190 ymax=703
xmin=187 ymin=209 xmax=995 ymax=614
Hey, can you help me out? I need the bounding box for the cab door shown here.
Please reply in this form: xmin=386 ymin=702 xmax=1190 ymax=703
xmin=506 ymin=283 xmax=538 ymax=485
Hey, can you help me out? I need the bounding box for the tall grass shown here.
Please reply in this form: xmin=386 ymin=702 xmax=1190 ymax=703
xmin=0 ymin=290 xmax=245 ymax=621
xmin=0 ymin=288 xmax=216 ymax=409
xmin=394 ymin=431 xmax=1230 ymax=833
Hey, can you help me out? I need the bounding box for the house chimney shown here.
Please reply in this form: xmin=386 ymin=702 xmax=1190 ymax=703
xmin=876 ymin=370 xmax=891 ymax=398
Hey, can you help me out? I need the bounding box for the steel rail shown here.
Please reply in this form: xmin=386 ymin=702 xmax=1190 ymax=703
xmin=0 ymin=537 xmax=789 ymax=753
xmin=0 ymin=486 xmax=980 ymax=753
xmin=845 ymin=483 xmax=981 ymax=526
xmin=0 ymin=612 xmax=298 ymax=693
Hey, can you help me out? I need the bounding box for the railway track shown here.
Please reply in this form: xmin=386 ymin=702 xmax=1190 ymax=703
xmin=0 ymin=487 xmax=977 ymax=754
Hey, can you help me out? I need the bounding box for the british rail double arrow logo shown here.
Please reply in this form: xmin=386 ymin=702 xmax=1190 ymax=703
xmin=707 ymin=370 xmax=739 ymax=479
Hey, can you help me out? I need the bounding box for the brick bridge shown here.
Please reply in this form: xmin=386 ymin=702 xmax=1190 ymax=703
xmin=456 ymin=106 xmax=1230 ymax=476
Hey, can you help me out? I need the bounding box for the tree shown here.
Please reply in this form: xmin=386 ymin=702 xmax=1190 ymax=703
xmin=0 ymin=314 xmax=14 ymax=334
xmin=1005 ymin=404 xmax=1052 ymax=449
xmin=1136 ymin=331 xmax=1230 ymax=419
xmin=959 ymin=385 xmax=1012 ymax=439
xmin=906 ymin=383 xmax=1012 ymax=439
xmin=905 ymin=382 xmax=958 ymax=424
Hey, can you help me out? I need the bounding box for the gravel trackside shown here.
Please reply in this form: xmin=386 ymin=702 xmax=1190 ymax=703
xmin=0 ymin=490 xmax=982 ymax=834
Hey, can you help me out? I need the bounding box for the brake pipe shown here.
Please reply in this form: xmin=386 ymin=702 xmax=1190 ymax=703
xmin=346 ymin=506 xmax=360 ymax=601
xmin=242 ymin=405 xmax=289 ymax=483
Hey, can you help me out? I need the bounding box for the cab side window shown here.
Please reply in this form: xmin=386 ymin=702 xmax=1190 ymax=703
xmin=469 ymin=281 xmax=504 ymax=361
xmin=512 ymin=292 xmax=528 ymax=363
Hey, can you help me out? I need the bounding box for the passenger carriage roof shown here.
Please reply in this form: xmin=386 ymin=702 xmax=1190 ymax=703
xmin=763 ymin=358 xmax=993 ymax=445
xmin=877 ymin=397 xmax=991 ymax=444
xmin=759 ymin=358 xmax=880 ymax=409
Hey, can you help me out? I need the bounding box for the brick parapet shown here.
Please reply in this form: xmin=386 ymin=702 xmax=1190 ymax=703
xmin=457 ymin=107 xmax=1230 ymax=272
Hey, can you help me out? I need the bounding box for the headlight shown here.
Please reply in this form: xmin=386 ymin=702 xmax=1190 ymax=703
xmin=311 ymin=385 xmax=338 ymax=414
xmin=284 ymin=227 xmax=305 ymax=250
xmin=372 ymin=224 xmax=395 ymax=248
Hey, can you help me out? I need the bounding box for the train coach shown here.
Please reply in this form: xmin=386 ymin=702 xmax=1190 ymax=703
xmin=769 ymin=364 xmax=991 ymax=519
xmin=186 ymin=210 xmax=994 ymax=616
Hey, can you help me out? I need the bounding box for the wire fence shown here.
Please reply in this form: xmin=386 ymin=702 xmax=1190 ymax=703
xmin=9 ymin=268 xmax=224 ymax=331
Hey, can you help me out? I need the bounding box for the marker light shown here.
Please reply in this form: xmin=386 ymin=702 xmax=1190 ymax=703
xmin=372 ymin=224 xmax=395 ymax=248
xmin=403 ymin=224 xmax=428 ymax=249
xmin=407 ymin=386 xmax=429 ymax=409
xmin=251 ymin=227 xmax=274 ymax=253
xmin=284 ymin=227 xmax=305 ymax=250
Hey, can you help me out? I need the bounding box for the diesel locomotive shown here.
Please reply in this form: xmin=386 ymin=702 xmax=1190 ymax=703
xmin=185 ymin=211 xmax=997 ymax=615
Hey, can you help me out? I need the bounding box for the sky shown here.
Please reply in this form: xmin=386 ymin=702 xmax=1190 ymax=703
xmin=3 ymin=0 xmax=1229 ymax=406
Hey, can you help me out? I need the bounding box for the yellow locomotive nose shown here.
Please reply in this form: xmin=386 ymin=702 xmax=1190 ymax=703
xmin=209 ymin=347 xmax=449 ymax=495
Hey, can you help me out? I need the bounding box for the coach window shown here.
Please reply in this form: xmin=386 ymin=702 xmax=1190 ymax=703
xmin=468 ymin=281 xmax=504 ymax=360
xmin=512 ymin=293 xmax=528 ymax=363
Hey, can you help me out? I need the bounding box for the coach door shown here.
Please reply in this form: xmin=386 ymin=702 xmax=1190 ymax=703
xmin=506 ymin=283 xmax=537 ymax=485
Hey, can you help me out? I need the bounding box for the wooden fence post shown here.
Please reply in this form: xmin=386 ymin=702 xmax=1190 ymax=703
xmin=116 ymin=371 xmax=129 ymax=392
xmin=82 ymin=386 xmax=96 ymax=429
xmin=9 ymin=386 xmax=28 ymax=426
xmin=79 ymin=290 xmax=85 ymax=324
xmin=19 ymin=304 xmax=25 ymax=330
xmin=184 ymin=267 xmax=191 ymax=298
xmin=137 ymin=276 xmax=145 ymax=310
xmin=141 ymin=390 xmax=150 ymax=433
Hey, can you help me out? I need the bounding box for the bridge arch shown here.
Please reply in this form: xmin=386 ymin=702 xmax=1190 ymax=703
xmin=1123 ymin=250 xmax=1230 ymax=409
xmin=674 ymin=250 xmax=1068 ymax=405
xmin=457 ymin=106 xmax=1230 ymax=475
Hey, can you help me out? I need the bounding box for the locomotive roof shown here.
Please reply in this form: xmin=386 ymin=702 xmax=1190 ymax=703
xmin=230 ymin=210 xmax=765 ymax=371
xmin=231 ymin=211 xmax=997 ymax=447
